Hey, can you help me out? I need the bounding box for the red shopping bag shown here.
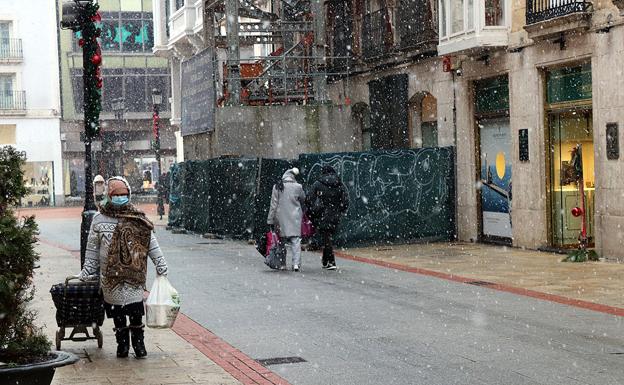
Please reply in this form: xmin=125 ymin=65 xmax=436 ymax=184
xmin=301 ymin=213 xmax=315 ymax=238
xmin=265 ymin=230 xmax=279 ymax=256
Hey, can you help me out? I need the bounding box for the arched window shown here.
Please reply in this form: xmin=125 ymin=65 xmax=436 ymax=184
xmin=408 ymin=92 xmax=438 ymax=148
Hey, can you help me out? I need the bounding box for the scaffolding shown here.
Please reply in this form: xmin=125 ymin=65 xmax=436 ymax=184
xmin=205 ymin=0 xmax=350 ymax=106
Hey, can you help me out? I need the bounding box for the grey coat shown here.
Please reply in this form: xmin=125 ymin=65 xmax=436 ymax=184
xmin=267 ymin=170 xmax=305 ymax=237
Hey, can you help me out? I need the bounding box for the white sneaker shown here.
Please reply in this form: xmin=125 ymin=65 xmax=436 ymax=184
xmin=293 ymin=265 xmax=300 ymax=272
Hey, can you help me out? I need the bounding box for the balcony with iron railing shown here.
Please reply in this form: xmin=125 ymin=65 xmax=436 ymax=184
xmin=362 ymin=8 xmax=393 ymax=59
xmin=0 ymin=91 xmax=26 ymax=114
xmin=526 ymin=0 xmax=592 ymax=24
xmin=0 ymin=39 xmax=23 ymax=62
xmin=525 ymin=0 xmax=592 ymax=39
xmin=397 ymin=0 xmax=437 ymax=51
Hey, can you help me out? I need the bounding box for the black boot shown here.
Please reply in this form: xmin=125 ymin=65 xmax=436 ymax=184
xmin=130 ymin=324 xmax=147 ymax=358
xmin=114 ymin=327 xmax=130 ymax=358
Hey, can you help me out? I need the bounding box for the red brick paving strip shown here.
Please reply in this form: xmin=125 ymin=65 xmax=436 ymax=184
xmin=172 ymin=313 xmax=292 ymax=385
xmin=335 ymin=251 xmax=624 ymax=317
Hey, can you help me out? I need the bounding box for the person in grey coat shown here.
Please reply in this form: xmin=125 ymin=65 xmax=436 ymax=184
xmin=267 ymin=168 xmax=305 ymax=271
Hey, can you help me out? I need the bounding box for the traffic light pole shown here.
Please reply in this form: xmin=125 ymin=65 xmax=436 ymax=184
xmin=61 ymin=1 xmax=102 ymax=268
xmin=80 ymin=7 xmax=102 ymax=268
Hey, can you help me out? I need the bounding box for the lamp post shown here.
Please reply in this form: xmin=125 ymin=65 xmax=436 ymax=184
xmin=151 ymin=88 xmax=165 ymax=219
xmin=61 ymin=0 xmax=102 ymax=268
xmin=111 ymin=97 xmax=125 ymax=175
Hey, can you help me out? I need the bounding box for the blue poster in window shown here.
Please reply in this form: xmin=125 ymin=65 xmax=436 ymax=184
xmin=181 ymin=48 xmax=215 ymax=136
xmin=480 ymin=118 xmax=512 ymax=238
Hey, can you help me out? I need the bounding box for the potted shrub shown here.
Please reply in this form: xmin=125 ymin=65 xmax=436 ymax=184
xmin=0 ymin=146 xmax=78 ymax=385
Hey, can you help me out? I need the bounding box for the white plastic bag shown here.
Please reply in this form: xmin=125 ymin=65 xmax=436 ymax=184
xmin=146 ymin=275 xmax=181 ymax=329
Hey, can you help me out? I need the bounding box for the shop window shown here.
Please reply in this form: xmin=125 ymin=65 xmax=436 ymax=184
xmin=548 ymin=110 xmax=594 ymax=247
xmin=75 ymin=11 xmax=154 ymax=53
xmin=22 ymin=161 xmax=54 ymax=207
xmin=474 ymin=76 xmax=512 ymax=241
xmin=71 ymin=68 xmax=170 ymax=113
xmin=0 ymin=124 xmax=15 ymax=144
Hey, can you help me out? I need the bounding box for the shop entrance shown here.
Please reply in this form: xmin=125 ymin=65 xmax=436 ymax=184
xmin=547 ymin=109 xmax=594 ymax=248
xmin=545 ymin=63 xmax=593 ymax=249
xmin=474 ymin=76 xmax=512 ymax=244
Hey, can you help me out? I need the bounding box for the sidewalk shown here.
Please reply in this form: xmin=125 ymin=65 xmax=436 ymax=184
xmin=340 ymin=242 xmax=624 ymax=310
xmin=32 ymin=239 xmax=242 ymax=385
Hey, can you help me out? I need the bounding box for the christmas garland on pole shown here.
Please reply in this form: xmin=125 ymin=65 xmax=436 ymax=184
xmin=77 ymin=1 xmax=102 ymax=140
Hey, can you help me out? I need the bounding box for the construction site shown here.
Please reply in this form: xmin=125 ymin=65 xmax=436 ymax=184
xmin=153 ymin=0 xmax=356 ymax=160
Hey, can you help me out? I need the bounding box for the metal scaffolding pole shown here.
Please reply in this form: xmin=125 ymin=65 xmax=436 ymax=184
xmin=311 ymin=0 xmax=327 ymax=103
xmin=225 ymin=0 xmax=241 ymax=105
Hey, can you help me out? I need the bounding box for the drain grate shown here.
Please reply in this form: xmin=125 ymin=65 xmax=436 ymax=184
xmin=256 ymin=356 xmax=307 ymax=366
xmin=467 ymin=281 xmax=494 ymax=286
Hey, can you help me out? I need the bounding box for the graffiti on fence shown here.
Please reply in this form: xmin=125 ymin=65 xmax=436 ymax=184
xmin=300 ymin=148 xmax=454 ymax=245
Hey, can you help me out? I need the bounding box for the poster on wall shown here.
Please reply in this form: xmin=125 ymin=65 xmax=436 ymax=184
xmin=181 ymin=48 xmax=215 ymax=136
xmin=480 ymin=119 xmax=512 ymax=239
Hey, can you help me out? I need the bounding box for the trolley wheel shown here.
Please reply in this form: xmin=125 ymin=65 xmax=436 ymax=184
xmin=55 ymin=330 xmax=62 ymax=351
xmin=95 ymin=327 xmax=103 ymax=348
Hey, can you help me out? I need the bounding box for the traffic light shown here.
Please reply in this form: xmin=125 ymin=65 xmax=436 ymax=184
xmin=60 ymin=1 xmax=92 ymax=31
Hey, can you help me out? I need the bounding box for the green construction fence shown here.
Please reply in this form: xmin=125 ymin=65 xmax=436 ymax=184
xmin=168 ymin=148 xmax=455 ymax=247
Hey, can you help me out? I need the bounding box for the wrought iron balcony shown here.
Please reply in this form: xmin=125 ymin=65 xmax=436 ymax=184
xmin=397 ymin=0 xmax=437 ymax=50
xmin=0 ymin=91 xmax=26 ymax=112
xmin=362 ymin=8 xmax=392 ymax=59
xmin=526 ymin=0 xmax=592 ymax=25
xmin=0 ymin=39 xmax=23 ymax=61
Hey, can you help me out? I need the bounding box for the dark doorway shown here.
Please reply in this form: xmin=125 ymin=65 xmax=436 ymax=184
xmin=368 ymin=74 xmax=409 ymax=149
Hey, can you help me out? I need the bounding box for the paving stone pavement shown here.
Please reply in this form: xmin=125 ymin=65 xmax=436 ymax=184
xmin=22 ymin=207 xmax=624 ymax=385
xmin=344 ymin=242 xmax=624 ymax=309
xmin=31 ymin=239 xmax=242 ymax=385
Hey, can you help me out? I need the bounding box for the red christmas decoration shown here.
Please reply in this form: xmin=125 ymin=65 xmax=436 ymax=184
xmin=91 ymin=12 xmax=102 ymax=22
xmin=91 ymin=54 xmax=102 ymax=65
xmin=78 ymin=38 xmax=85 ymax=47
xmin=571 ymin=207 xmax=583 ymax=217
xmin=96 ymin=79 xmax=103 ymax=89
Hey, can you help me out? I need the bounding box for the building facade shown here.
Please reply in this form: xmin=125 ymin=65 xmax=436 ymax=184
xmin=325 ymin=0 xmax=624 ymax=259
xmin=0 ymin=0 xmax=64 ymax=206
xmin=57 ymin=0 xmax=176 ymax=198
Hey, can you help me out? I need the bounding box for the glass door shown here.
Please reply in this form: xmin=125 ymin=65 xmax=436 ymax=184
xmin=548 ymin=109 xmax=594 ymax=248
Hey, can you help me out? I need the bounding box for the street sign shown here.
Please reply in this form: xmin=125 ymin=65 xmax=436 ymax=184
xmin=181 ymin=48 xmax=215 ymax=136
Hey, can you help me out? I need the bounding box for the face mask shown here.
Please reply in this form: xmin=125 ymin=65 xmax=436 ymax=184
xmin=111 ymin=195 xmax=129 ymax=206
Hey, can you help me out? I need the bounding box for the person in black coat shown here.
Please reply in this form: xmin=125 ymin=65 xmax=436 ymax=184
xmin=306 ymin=165 xmax=349 ymax=270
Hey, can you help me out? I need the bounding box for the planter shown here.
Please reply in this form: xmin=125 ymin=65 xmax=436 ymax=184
xmin=0 ymin=351 xmax=79 ymax=385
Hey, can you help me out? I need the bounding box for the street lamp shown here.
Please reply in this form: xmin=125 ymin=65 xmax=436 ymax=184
xmin=151 ymin=88 xmax=165 ymax=219
xmin=111 ymin=97 xmax=125 ymax=176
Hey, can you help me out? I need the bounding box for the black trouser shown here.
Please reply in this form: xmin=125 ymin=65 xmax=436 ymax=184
xmin=112 ymin=314 xmax=143 ymax=330
xmin=321 ymin=230 xmax=335 ymax=266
